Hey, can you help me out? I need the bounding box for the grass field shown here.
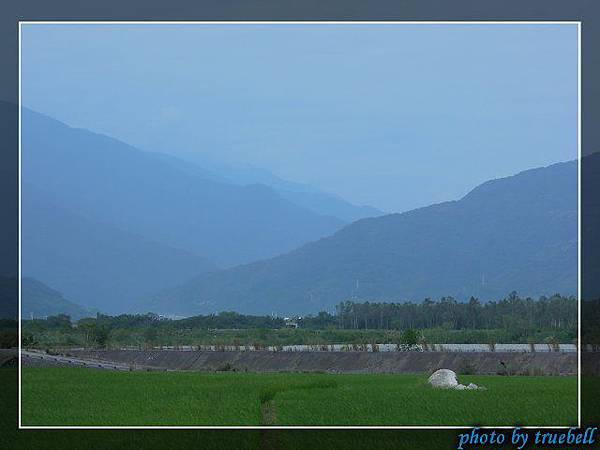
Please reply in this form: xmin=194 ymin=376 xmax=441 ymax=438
xmin=21 ymin=368 xmax=577 ymax=427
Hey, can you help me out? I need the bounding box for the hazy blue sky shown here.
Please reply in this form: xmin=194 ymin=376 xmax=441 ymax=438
xmin=21 ymin=23 xmax=578 ymax=212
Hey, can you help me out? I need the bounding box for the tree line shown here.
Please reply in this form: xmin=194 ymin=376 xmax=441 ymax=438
xmin=17 ymin=292 xmax=579 ymax=349
xmin=323 ymin=292 xmax=576 ymax=332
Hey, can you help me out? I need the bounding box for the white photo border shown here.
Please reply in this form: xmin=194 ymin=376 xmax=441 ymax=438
xmin=17 ymin=20 xmax=582 ymax=430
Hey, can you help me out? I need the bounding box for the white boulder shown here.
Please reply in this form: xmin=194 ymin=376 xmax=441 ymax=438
xmin=428 ymin=369 xmax=458 ymax=389
xmin=428 ymin=369 xmax=486 ymax=391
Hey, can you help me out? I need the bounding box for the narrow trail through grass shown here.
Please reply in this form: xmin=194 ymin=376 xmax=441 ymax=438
xmin=258 ymin=379 xmax=338 ymax=450
xmin=259 ymin=379 xmax=338 ymax=425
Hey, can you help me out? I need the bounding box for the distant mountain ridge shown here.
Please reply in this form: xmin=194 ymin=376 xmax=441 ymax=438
xmin=21 ymin=108 xmax=349 ymax=270
xmin=16 ymin=103 xmax=583 ymax=317
xmin=21 ymin=277 xmax=96 ymax=320
xmin=0 ymin=275 xmax=95 ymax=320
xmin=22 ymin=184 xmax=216 ymax=313
xmin=144 ymin=158 xmax=578 ymax=316
xmin=149 ymin=151 xmax=384 ymax=222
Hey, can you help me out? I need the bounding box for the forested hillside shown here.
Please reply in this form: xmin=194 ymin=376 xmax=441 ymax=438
xmin=146 ymin=160 xmax=577 ymax=316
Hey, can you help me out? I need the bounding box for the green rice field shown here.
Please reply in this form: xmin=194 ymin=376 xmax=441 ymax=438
xmin=20 ymin=368 xmax=577 ymax=427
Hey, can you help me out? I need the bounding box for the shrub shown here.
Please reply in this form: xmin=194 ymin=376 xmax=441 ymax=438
xmin=22 ymin=334 xmax=38 ymax=349
xmin=397 ymin=329 xmax=422 ymax=351
xmin=497 ymin=360 xmax=513 ymax=376
xmin=216 ymin=362 xmax=233 ymax=372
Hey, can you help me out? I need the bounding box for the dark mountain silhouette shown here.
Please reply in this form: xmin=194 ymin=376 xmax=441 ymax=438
xmin=22 ymin=184 xmax=216 ymax=313
xmin=0 ymin=276 xmax=17 ymax=319
xmin=21 ymin=108 xmax=345 ymax=268
xmin=1 ymin=275 xmax=94 ymax=320
xmin=144 ymin=159 xmax=578 ymax=316
xmin=0 ymin=101 xmax=18 ymax=277
xmin=21 ymin=277 xmax=97 ymax=320
xmin=582 ymin=151 xmax=600 ymax=300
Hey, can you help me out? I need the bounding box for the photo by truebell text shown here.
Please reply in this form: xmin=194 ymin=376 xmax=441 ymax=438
xmin=456 ymin=427 xmax=598 ymax=449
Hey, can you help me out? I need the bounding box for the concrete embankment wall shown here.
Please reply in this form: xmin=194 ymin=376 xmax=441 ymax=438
xmin=0 ymin=349 xmax=17 ymax=367
xmin=68 ymin=350 xmax=577 ymax=375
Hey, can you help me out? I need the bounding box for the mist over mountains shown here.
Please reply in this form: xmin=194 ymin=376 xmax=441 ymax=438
xmin=22 ymin=108 xmax=353 ymax=267
xmin=0 ymin=276 xmax=94 ymax=320
xmin=13 ymin=104 xmax=581 ymax=318
xmin=145 ymin=159 xmax=578 ymax=316
xmin=22 ymin=184 xmax=216 ymax=313
xmin=151 ymin=151 xmax=384 ymax=223
xmin=20 ymin=277 xmax=96 ymax=320
xmin=19 ymin=106 xmax=379 ymax=313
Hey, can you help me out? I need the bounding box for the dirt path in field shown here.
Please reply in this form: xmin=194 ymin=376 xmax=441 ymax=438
xmin=256 ymin=380 xmax=340 ymax=449
xmin=261 ymin=400 xmax=277 ymax=426
xmin=259 ymin=393 xmax=279 ymax=450
xmin=258 ymin=381 xmax=338 ymax=450
xmin=258 ymin=379 xmax=338 ymax=427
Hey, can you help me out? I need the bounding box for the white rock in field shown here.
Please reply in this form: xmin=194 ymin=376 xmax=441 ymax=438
xmin=428 ymin=369 xmax=486 ymax=390
xmin=428 ymin=369 xmax=458 ymax=389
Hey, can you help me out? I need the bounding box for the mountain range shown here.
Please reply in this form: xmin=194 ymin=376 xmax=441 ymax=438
xmin=20 ymin=106 xmax=380 ymax=312
xmin=0 ymin=276 xmax=94 ymax=320
xmin=20 ymin=108 xmax=383 ymax=268
xmin=0 ymin=99 xmax=587 ymax=320
xmin=21 ymin=277 xmax=96 ymax=320
xmin=144 ymin=158 xmax=579 ymax=316
xmin=21 ymin=183 xmax=215 ymax=313
xmin=149 ymin=151 xmax=384 ymax=223
xmin=15 ymin=104 xmax=583 ymax=317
